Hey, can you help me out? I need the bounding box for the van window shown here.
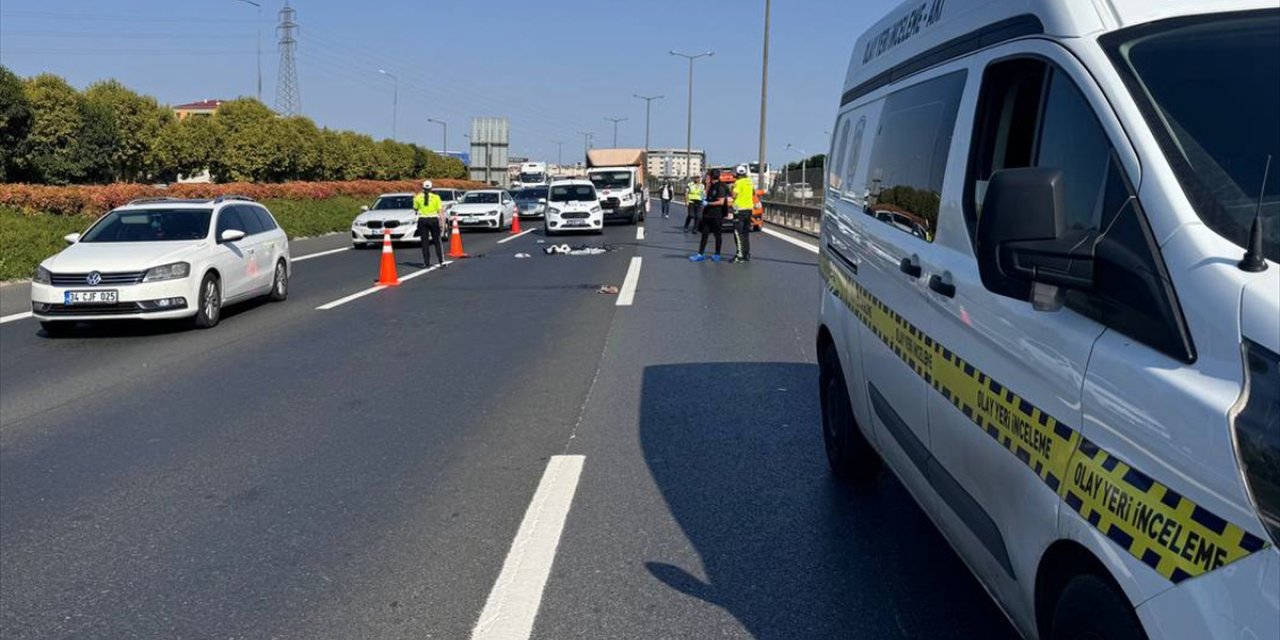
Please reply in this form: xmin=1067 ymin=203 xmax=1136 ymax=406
xmin=864 ymin=70 xmax=966 ymax=242
xmin=844 ymin=116 xmax=869 ymax=200
xmin=829 ymin=116 xmax=852 ymax=193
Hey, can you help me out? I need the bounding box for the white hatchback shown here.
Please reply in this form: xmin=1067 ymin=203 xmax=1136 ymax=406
xmin=543 ymin=180 xmax=603 ymax=235
xmin=31 ymin=196 xmax=291 ymax=335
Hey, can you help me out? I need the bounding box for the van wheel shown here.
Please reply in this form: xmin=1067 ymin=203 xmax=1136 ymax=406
xmin=269 ymin=259 xmax=288 ymax=301
xmin=819 ymin=344 xmax=881 ymax=481
xmin=192 ymin=273 xmax=221 ymax=329
xmin=1050 ymin=574 xmax=1145 ymax=640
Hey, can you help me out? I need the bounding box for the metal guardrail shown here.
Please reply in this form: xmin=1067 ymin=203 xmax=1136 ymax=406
xmin=762 ymin=200 xmax=822 ymax=237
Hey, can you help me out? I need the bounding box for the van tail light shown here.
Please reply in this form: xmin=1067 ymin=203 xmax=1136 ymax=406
xmin=1234 ymin=339 xmax=1280 ymax=544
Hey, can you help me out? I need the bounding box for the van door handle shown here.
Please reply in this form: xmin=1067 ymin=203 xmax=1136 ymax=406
xmin=928 ymin=273 xmax=956 ymax=298
xmin=899 ymin=255 xmax=922 ymax=278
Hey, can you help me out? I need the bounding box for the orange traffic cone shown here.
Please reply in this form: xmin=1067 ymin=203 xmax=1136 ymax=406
xmin=511 ymin=210 xmax=522 ymax=234
xmin=447 ymin=218 xmax=469 ymax=259
xmin=375 ymin=229 xmax=400 ymax=286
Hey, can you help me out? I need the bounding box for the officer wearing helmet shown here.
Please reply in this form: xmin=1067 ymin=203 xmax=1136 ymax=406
xmin=412 ymin=180 xmax=446 ymax=268
xmin=731 ymin=164 xmax=755 ymax=262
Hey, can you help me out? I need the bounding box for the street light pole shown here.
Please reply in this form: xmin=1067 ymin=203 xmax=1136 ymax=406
xmin=633 ymin=94 xmax=663 ymax=153
xmin=604 ymin=117 xmax=628 ymax=147
xmin=670 ymin=50 xmax=713 ymax=181
xmin=577 ymin=131 xmax=594 ymax=157
xmin=232 ymin=0 xmax=262 ymax=101
xmin=757 ymin=0 xmax=771 ymax=191
xmin=553 ymin=141 xmax=564 ymax=167
xmin=378 ymin=69 xmax=398 ymax=141
xmin=427 ymin=118 xmax=447 ymax=153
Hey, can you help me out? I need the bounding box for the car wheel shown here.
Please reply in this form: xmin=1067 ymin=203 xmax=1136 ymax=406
xmin=269 ymin=259 xmax=288 ymax=301
xmin=820 ymin=343 xmax=881 ymax=481
xmin=543 ymin=224 xmax=553 ymax=236
xmin=1050 ymin=574 xmax=1145 ymax=640
xmin=40 ymin=321 xmax=71 ymax=337
xmin=353 ymin=242 xmax=368 ymax=250
xmin=192 ymin=273 xmax=222 ymax=329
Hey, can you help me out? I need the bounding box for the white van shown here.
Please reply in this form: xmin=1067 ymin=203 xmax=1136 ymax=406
xmin=816 ymin=2 xmax=1278 ymax=639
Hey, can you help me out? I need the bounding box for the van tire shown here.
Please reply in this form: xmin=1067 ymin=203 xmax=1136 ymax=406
xmin=1050 ymin=574 xmax=1146 ymax=640
xmin=819 ymin=344 xmax=881 ymax=481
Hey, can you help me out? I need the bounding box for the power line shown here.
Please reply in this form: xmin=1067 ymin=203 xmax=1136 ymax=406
xmin=0 ymin=10 xmax=257 ymax=23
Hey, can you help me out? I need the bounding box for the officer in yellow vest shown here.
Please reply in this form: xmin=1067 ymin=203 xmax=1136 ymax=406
xmin=412 ymin=180 xmax=446 ymax=268
xmin=731 ymin=165 xmax=755 ymax=262
xmin=683 ymin=179 xmax=705 ymax=233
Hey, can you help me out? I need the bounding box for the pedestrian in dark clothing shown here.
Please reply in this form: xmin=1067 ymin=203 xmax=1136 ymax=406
xmin=691 ymin=173 xmax=731 ymax=262
xmin=660 ymin=182 xmax=674 ymax=218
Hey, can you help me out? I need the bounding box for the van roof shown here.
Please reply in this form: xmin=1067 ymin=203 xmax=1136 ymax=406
xmin=845 ymin=0 xmax=1274 ymax=95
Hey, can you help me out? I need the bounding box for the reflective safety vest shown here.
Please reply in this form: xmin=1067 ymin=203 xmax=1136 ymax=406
xmin=413 ymin=192 xmax=442 ymax=217
xmin=733 ymin=177 xmax=754 ymax=211
xmin=688 ymin=183 xmax=705 ymax=202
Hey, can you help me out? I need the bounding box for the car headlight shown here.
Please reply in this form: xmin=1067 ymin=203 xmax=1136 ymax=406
xmin=33 ymin=265 xmax=51 ymax=285
xmin=143 ymin=261 xmax=191 ymax=282
xmin=548 ymin=207 xmax=562 ymax=216
xmin=590 ymin=206 xmax=602 ymax=215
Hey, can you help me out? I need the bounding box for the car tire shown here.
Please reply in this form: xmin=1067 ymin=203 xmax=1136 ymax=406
xmin=269 ymin=259 xmax=288 ymax=302
xmin=353 ymin=242 xmax=368 ymax=250
xmin=40 ymin=321 xmax=71 ymax=337
xmin=192 ymin=272 xmax=222 ymax=329
xmin=1050 ymin=574 xmax=1146 ymax=640
xmin=543 ymin=224 xmax=554 ymax=237
xmin=819 ymin=343 xmax=881 ymax=481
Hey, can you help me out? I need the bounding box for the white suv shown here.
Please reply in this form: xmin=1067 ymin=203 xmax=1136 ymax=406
xmin=31 ymin=196 xmax=291 ymax=335
xmin=543 ymin=180 xmax=603 ymax=235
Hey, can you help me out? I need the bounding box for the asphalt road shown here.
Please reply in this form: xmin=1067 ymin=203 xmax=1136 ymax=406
xmin=0 ymin=204 xmax=1019 ymax=639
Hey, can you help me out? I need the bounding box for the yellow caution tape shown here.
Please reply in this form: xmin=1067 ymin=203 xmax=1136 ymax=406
xmin=820 ymin=253 xmax=1268 ymax=583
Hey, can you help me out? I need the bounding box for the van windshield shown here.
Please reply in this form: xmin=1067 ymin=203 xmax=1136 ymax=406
xmin=1105 ymin=10 xmax=1279 ymax=261
xmin=550 ymin=185 xmax=596 ymax=202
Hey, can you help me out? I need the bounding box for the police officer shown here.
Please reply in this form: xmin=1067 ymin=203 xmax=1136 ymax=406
xmin=731 ymin=165 xmax=755 ymax=263
xmin=412 ymin=180 xmax=446 ymax=269
xmin=691 ymin=169 xmax=731 ymax=262
xmin=683 ymin=178 xmax=705 ymax=233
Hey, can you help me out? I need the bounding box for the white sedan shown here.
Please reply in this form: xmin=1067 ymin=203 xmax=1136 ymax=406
xmin=350 ymin=192 xmax=454 ymax=248
xmin=30 ymin=196 xmax=290 ymax=335
xmin=450 ymin=190 xmax=515 ymax=231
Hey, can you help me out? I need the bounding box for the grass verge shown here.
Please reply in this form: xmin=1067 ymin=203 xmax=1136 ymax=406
xmin=0 ymin=196 xmax=367 ymax=281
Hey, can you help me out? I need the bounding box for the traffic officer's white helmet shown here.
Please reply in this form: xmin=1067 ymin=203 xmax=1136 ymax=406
xmin=422 ymin=180 xmax=433 ymax=190
xmin=735 ymin=164 xmax=749 ymax=176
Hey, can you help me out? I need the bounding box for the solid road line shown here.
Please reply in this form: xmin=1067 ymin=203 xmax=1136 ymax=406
xmin=497 ymin=229 xmax=535 ymax=245
xmin=315 ymin=261 xmax=452 ymax=310
xmin=292 ymin=246 xmax=351 ymax=262
xmin=636 ymin=226 xmax=645 ymax=240
xmin=470 ymin=455 xmax=585 ymax=640
xmin=762 ymin=227 xmax=819 ymax=254
xmin=0 ymin=311 xmax=33 ymax=325
xmin=616 ymin=257 xmax=641 ymax=307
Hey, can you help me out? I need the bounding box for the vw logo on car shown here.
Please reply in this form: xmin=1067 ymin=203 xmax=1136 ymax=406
xmin=86 ymin=271 xmax=102 ymax=286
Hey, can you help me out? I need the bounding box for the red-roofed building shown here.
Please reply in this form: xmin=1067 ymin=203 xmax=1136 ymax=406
xmin=173 ymin=99 xmax=226 ymax=120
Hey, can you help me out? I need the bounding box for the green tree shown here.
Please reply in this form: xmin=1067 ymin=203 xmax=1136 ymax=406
xmin=210 ymin=98 xmax=278 ymax=182
xmin=0 ymin=66 xmax=33 ymax=182
xmin=277 ymin=116 xmax=321 ymax=181
xmin=16 ymin=74 xmax=86 ymax=184
xmin=76 ymin=98 xmax=119 ymax=183
xmin=153 ymin=114 xmax=223 ymax=182
xmin=374 ymin=139 xmax=414 ymax=180
xmin=83 ymin=79 xmax=173 ymax=182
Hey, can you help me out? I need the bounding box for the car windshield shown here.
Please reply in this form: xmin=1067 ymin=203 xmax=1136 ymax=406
xmin=462 ymin=192 xmax=500 ymax=204
xmin=590 ymin=172 xmax=632 ymax=190
xmin=80 ymin=208 xmax=212 ymax=243
xmin=436 ymin=190 xmax=459 ymax=201
xmin=1105 ymin=10 xmax=1279 ymax=261
xmin=550 ymin=185 xmax=596 ymax=202
xmin=372 ymin=196 xmax=414 ymax=210
xmin=514 ymin=188 xmax=547 ymax=201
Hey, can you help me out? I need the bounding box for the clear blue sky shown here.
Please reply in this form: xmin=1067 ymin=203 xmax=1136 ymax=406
xmin=0 ymin=0 xmax=900 ymax=167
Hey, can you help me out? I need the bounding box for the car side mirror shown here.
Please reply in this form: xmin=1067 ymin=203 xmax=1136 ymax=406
xmin=975 ymin=168 xmax=1093 ymax=310
xmin=361 ymin=205 xmax=370 ymax=212
xmin=63 ymin=233 xmax=81 ymax=245
xmin=220 ymin=229 xmax=246 ymax=243
xmin=539 ymin=198 xmax=547 ymax=204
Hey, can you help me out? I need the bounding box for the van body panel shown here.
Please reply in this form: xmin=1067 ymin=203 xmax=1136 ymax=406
xmin=1134 ymin=548 xmax=1275 ymax=640
xmin=1241 ymin=272 xmax=1280 ymax=355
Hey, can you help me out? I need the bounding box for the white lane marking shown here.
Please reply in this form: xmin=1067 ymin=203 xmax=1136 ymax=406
xmin=292 ymin=246 xmax=350 ymax=262
xmin=471 ymin=455 xmax=585 ymax=640
xmin=498 ymin=229 xmax=535 ymax=245
xmin=314 ymin=261 xmax=452 ymax=310
xmin=616 ymin=256 xmax=641 ymax=307
xmin=636 ymin=226 xmax=645 ymax=240
xmin=0 ymin=311 xmax=33 ymax=325
xmin=762 ymin=227 xmax=819 ymax=254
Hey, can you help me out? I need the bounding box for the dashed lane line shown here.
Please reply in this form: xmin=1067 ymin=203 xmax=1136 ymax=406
xmin=616 ymin=257 xmax=641 ymax=307
xmin=292 ymin=246 xmax=351 ymax=262
xmin=314 ymin=261 xmax=452 ymax=310
xmin=498 ymin=229 xmax=535 ymax=245
xmin=762 ymin=227 xmax=819 ymax=254
xmin=636 ymin=226 xmax=645 ymax=240
xmin=0 ymin=311 xmax=33 ymax=325
xmin=470 ymin=455 xmax=585 ymax=640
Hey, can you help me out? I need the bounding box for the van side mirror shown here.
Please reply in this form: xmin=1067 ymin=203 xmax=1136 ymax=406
xmin=975 ymin=168 xmax=1093 ymax=308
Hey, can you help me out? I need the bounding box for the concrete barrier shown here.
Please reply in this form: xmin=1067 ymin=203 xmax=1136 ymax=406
xmin=762 ymin=200 xmax=822 ymax=237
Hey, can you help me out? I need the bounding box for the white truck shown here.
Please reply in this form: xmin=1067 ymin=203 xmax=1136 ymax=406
xmin=513 ymin=162 xmax=548 ymax=189
xmin=585 ymin=149 xmax=648 ymax=225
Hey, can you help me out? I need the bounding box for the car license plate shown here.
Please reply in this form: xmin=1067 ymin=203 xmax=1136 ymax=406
xmin=65 ymin=290 xmax=118 ymax=305
xmin=564 ymin=220 xmax=587 ymax=227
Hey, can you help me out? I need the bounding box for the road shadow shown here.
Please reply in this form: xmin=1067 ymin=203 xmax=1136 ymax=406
xmin=639 ymin=362 xmax=1018 ymax=639
xmin=36 ymin=297 xmax=272 ymax=340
